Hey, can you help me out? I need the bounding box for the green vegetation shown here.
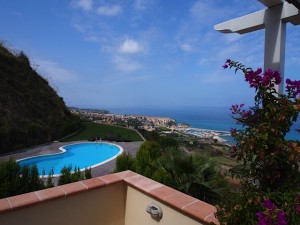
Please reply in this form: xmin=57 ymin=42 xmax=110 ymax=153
xmin=217 ymin=60 xmax=300 ymax=225
xmin=212 ymin=156 xmax=239 ymax=167
xmin=114 ymin=152 xmax=135 ymax=172
xmin=62 ymin=122 xmax=143 ymax=142
xmin=156 ymin=126 xmax=172 ymax=132
xmin=0 ymin=158 xmax=93 ymax=198
xmin=115 ymin=140 xmax=230 ymax=205
xmin=58 ymin=165 xmax=92 ymax=185
xmin=0 ymin=158 xmax=45 ymax=198
xmin=0 ymin=43 xmax=80 ymax=154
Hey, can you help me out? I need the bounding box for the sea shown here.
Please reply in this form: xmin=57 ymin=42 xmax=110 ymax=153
xmin=107 ymin=106 xmax=300 ymax=144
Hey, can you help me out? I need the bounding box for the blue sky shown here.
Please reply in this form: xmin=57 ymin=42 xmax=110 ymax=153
xmin=0 ymin=0 xmax=300 ymax=109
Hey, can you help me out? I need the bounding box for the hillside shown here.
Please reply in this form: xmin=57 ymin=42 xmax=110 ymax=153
xmin=0 ymin=44 xmax=80 ymax=154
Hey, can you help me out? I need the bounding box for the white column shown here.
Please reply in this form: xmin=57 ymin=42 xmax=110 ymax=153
xmin=264 ymin=4 xmax=286 ymax=93
xmin=214 ymin=1 xmax=300 ymax=94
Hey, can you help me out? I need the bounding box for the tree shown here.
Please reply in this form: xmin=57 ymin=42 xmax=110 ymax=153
xmin=0 ymin=158 xmax=21 ymax=198
xmin=114 ymin=152 xmax=136 ymax=172
xmin=71 ymin=166 xmax=82 ymax=182
xmin=46 ymin=173 xmax=54 ymax=188
xmin=157 ymin=150 xmax=228 ymax=204
xmin=84 ymin=167 xmax=92 ymax=179
xmin=0 ymin=158 xmax=45 ymax=198
xmin=134 ymin=141 xmax=161 ymax=177
xmin=58 ymin=165 xmax=92 ymax=185
xmin=114 ymin=141 xmax=229 ymax=205
xmin=58 ymin=165 xmax=72 ymax=185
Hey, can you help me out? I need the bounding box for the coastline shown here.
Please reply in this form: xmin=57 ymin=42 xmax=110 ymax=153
xmin=176 ymin=127 xmax=231 ymax=143
xmin=71 ymin=106 xmax=300 ymax=143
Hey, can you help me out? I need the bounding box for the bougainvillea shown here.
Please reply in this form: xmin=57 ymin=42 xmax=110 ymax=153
xmin=216 ymin=60 xmax=300 ymax=225
xmin=256 ymin=199 xmax=287 ymax=225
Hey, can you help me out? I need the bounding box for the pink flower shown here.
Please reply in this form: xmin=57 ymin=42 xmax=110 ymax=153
xmin=232 ymin=145 xmax=238 ymax=152
xmin=230 ymin=128 xmax=237 ymax=134
xmin=275 ymin=210 xmax=287 ymax=225
xmin=223 ymin=59 xmax=232 ymax=69
xmin=261 ymin=69 xmax=282 ymax=87
xmin=245 ymin=69 xmax=262 ymax=88
xmin=286 ymin=79 xmax=300 ymax=98
xmin=257 ymin=199 xmax=287 ymax=225
xmin=296 ymin=204 xmax=300 ymax=213
xmin=263 ymin=199 xmax=276 ymax=212
xmin=223 ymin=64 xmax=228 ymax=69
xmin=241 ymin=109 xmax=252 ymax=118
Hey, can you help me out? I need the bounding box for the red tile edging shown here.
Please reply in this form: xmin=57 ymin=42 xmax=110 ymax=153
xmin=0 ymin=170 xmax=219 ymax=224
xmin=122 ymin=172 xmax=219 ymax=225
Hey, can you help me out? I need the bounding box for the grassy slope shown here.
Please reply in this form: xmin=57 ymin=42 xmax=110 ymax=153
xmin=0 ymin=44 xmax=79 ymax=154
xmin=212 ymin=156 xmax=239 ymax=167
xmin=62 ymin=122 xmax=143 ymax=142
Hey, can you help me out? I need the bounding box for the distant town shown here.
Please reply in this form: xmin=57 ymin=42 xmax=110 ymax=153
xmin=70 ymin=107 xmax=230 ymax=142
xmin=69 ymin=107 xmax=188 ymax=131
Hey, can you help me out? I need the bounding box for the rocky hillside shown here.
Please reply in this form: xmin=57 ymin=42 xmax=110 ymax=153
xmin=0 ymin=44 xmax=80 ymax=154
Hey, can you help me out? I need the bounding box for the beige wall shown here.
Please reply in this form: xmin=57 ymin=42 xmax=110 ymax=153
xmin=1 ymin=183 xmax=207 ymax=225
xmin=1 ymin=183 xmax=126 ymax=225
xmin=124 ymin=186 xmax=204 ymax=225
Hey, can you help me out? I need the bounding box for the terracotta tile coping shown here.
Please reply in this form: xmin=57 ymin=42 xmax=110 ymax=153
xmin=123 ymin=172 xmax=219 ymax=225
xmin=0 ymin=170 xmax=219 ymax=225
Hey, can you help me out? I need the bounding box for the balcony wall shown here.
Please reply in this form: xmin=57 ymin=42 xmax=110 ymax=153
xmin=0 ymin=171 xmax=219 ymax=225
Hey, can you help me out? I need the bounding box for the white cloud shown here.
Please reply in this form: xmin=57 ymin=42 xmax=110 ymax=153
xmin=84 ymin=34 xmax=99 ymax=42
xmin=71 ymin=0 xmax=93 ymax=11
xmin=197 ymin=71 xmax=234 ymax=84
xmin=134 ymin=0 xmax=155 ymax=11
xmin=97 ymin=5 xmax=122 ymax=16
xmin=291 ymin=57 xmax=300 ymax=64
xmin=180 ymin=43 xmax=193 ymax=52
xmin=224 ymin=33 xmax=241 ymax=44
xmin=189 ymin=1 xmax=223 ymax=25
xmin=112 ymin=56 xmax=142 ymax=72
xmin=34 ymin=59 xmax=78 ymax=83
xmin=72 ymin=22 xmax=85 ymax=33
xmin=217 ymin=43 xmax=242 ymax=59
xmin=119 ymin=38 xmax=143 ymax=54
xmin=197 ymin=57 xmax=213 ymax=65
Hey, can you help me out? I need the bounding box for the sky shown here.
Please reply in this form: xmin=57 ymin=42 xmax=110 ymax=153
xmin=0 ymin=0 xmax=300 ymax=109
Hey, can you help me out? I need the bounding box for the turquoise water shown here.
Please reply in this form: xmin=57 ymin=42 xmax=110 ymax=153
xmin=17 ymin=142 xmax=123 ymax=176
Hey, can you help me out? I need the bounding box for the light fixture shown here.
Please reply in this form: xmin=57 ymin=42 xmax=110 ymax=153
xmin=146 ymin=202 xmax=163 ymax=221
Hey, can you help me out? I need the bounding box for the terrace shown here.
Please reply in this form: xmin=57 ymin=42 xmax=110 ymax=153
xmin=0 ymin=171 xmax=218 ymax=225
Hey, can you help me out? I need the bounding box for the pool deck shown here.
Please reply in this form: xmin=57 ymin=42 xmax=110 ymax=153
xmin=0 ymin=141 xmax=144 ymax=185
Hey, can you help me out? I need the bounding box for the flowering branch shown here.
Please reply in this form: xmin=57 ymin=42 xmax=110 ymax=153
xmin=216 ymin=59 xmax=300 ymax=225
xmin=256 ymin=199 xmax=287 ymax=225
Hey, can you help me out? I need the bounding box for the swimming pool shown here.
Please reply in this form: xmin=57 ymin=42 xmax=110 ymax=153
xmin=17 ymin=142 xmax=123 ymax=177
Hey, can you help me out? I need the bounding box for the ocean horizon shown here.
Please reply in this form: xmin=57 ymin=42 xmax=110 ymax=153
xmin=107 ymin=106 xmax=300 ymax=142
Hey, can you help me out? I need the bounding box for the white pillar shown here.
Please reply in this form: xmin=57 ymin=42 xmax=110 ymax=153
xmin=214 ymin=1 xmax=300 ymax=94
xmin=264 ymin=4 xmax=286 ymax=93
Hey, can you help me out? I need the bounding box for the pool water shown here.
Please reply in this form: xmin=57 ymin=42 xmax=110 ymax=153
xmin=17 ymin=142 xmax=123 ymax=176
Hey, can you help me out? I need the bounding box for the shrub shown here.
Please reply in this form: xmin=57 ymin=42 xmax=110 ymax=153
xmin=84 ymin=167 xmax=92 ymax=179
xmin=217 ymin=60 xmax=300 ymax=225
xmin=114 ymin=152 xmax=136 ymax=172
xmin=58 ymin=165 xmax=72 ymax=185
xmin=0 ymin=158 xmax=45 ymax=198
